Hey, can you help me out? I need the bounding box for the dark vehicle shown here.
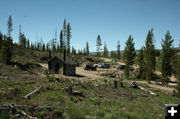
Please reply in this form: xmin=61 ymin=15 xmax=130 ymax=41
xmin=103 ymin=63 xmax=110 ymax=68
xmin=84 ymin=64 xmax=97 ymax=71
xmin=98 ymin=63 xmax=110 ymax=68
xmin=112 ymin=59 xmax=117 ymax=62
xmin=117 ymin=65 xmax=125 ymax=70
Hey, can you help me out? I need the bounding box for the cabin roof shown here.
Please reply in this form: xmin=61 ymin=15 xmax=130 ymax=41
xmin=48 ymin=56 xmax=76 ymax=65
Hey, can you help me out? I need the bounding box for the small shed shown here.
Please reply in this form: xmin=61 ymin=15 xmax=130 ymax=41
xmin=48 ymin=55 xmax=76 ymax=76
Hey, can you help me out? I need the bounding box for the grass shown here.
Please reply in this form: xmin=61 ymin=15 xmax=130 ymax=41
xmin=1 ymin=74 xmax=180 ymax=118
xmin=1 ymin=52 xmax=180 ymax=118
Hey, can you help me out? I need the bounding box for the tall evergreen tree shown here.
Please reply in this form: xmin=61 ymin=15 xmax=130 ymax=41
xmin=18 ymin=25 xmax=27 ymax=48
xmin=96 ymin=34 xmax=102 ymax=57
xmin=86 ymin=41 xmax=89 ymax=56
xmin=144 ymin=29 xmax=156 ymax=82
xmin=176 ymin=56 xmax=180 ymax=96
xmin=18 ymin=24 xmax=22 ymax=44
xmin=71 ymin=46 xmax=76 ymax=55
xmin=54 ymin=29 xmax=57 ymax=51
xmin=137 ymin=46 xmax=145 ymax=79
xmin=160 ymin=31 xmax=174 ymax=84
xmin=117 ymin=40 xmax=120 ymax=59
xmin=26 ymin=39 xmax=30 ymax=49
xmin=103 ymin=42 xmax=108 ymax=57
xmin=51 ymin=38 xmax=56 ymax=52
xmin=110 ymin=51 xmax=116 ymax=58
xmin=123 ymin=35 xmax=136 ymax=77
xmin=83 ymin=47 xmax=86 ymax=56
xmin=7 ymin=15 xmax=13 ymax=37
xmin=62 ymin=19 xmax=67 ymax=46
xmin=0 ymin=32 xmax=3 ymax=50
xmin=46 ymin=42 xmax=50 ymax=51
xmin=59 ymin=30 xmax=64 ymax=53
xmin=67 ymin=23 xmax=71 ymax=54
xmin=0 ymin=35 xmax=13 ymax=64
xmin=42 ymin=43 xmax=46 ymax=52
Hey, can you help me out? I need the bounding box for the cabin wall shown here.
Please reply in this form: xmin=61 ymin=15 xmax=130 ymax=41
xmin=48 ymin=57 xmax=64 ymax=73
xmin=48 ymin=57 xmax=76 ymax=75
xmin=65 ymin=65 xmax=76 ymax=76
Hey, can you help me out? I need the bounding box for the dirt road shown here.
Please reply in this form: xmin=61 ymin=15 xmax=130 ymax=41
xmin=136 ymin=81 xmax=175 ymax=94
xmin=40 ymin=61 xmax=176 ymax=94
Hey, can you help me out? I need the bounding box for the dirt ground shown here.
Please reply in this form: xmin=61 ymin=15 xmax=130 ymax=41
xmin=40 ymin=63 xmax=122 ymax=80
xmin=40 ymin=58 xmax=177 ymax=94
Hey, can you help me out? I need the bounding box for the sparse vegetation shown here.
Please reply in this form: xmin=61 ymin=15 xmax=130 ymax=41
xmin=0 ymin=7 xmax=180 ymax=119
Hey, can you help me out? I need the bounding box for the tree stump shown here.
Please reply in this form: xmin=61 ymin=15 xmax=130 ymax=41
xmin=120 ymin=81 xmax=123 ymax=87
xmin=114 ymin=80 xmax=117 ymax=88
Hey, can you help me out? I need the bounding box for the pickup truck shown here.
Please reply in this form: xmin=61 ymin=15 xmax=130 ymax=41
xmin=97 ymin=63 xmax=110 ymax=68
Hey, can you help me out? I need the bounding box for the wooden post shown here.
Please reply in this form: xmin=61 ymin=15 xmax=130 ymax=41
xmin=120 ymin=81 xmax=123 ymax=87
xmin=114 ymin=80 xmax=117 ymax=88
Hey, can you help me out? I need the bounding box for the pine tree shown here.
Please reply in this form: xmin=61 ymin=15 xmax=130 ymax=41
xmin=103 ymin=42 xmax=108 ymax=57
xmin=1 ymin=35 xmax=13 ymax=64
xmin=160 ymin=31 xmax=174 ymax=84
xmin=51 ymin=38 xmax=56 ymax=52
xmin=83 ymin=47 xmax=86 ymax=56
xmin=137 ymin=46 xmax=145 ymax=79
xmin=96 ymin=34 xmax=102 ymax=57
xmin=27 ymin=39 xmax=30 ymax=49
xmin=46 ymin=42 xmax=50 ymax=51
xmin=57 ymin=44 xmax=60 ymax=52
xmin=42 ymin=43 xmax=46 ymax=52
xmin=110 ymin=51 xmax=116 ymax=58
xmin=62 ymin=19 xmax=67 ymax=46
xmin=59 ymin=30 xmax=64 ymax=53
xmin=176 ymin=56 xmax=180 ymax=96
xmin=7 ymin=15 xmax=13 ymax=37
xmin=144 ymin=29 xmax=156 ymax=82
xmin=0 ymin=32 xmax=3 ymax=50
xmin=67 ymin=23 xmax=71 ymax=54
xmin=86 ymin=41 xmax=89 ymax=56
xmin=19 ymin=25 xmax=27 ymax=48
xmin=54 ymin=29 xmax=57 ymax=52
xmin=117 ymin=40 xmax=120 ymax=59
xmin=71 ymin=46 xmax=76 ymax=55
xmin=123 ymin=35 xmax=136 ymax=77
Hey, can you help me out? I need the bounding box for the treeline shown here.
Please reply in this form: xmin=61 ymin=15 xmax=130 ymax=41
xmin=94 ymin=28 xmax=180 ymax=95
xmin=0 ymin=16 xmax=13 ymax=64
xmin=0 ymin=16 xmax=92 ymax=62
xmin=122 ymin=29 xmax=180 ymax=91
xmin=95 ymin=34 xmax=121 ymax=58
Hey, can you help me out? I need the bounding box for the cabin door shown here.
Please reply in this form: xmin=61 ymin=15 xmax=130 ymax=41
xmin=55 ymin=63 xmax=59 ymax=74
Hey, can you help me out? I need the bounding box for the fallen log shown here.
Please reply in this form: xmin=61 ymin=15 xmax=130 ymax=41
xmin=9 ymin=104 xmax=37 ymax=119
xmin=24 ymin=87 xmax=41 ymax=99
xmin=0 ymin=104 xmax=66 ymax=110
xmin=125 ymin=81 xmax=157 ymax=96
xmin=138 ymin=85 xmax=158 ymax=96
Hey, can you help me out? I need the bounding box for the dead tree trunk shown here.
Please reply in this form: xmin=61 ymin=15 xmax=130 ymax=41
xmin=9 ymin=104 xmax=37 ymax=119
xmin=24 ymin=87 xmax=41 ymax=99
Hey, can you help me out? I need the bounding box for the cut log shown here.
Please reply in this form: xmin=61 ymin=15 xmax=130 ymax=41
xmin=0 ymin=104 xmax=65 ymax=110
xmin=9 ymin=104 xmax=37 ymax=119
xmin=72 ymin=90 xmax=85 ymax=97
xmin=24 ymin=87 xmax=41 ymax=99
xmin=125 ymin=81 xmax=157 ymax=96
xmin=138 ymin=85 xmax=158 ymax=96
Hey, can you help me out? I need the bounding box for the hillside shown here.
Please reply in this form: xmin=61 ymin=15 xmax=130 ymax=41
xmin=0 ymin=48 xmax=180 ymax=119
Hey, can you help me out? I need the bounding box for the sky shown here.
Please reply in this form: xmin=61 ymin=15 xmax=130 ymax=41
xmin=0 ymin=0 xmax=180 ymax=52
